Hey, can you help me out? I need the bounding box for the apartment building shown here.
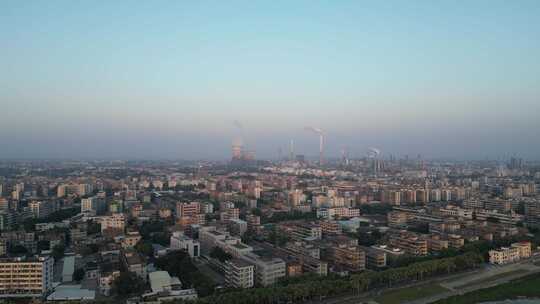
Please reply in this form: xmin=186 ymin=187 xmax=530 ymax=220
xmin=387 ymin=211 xmax=409 ymax=228
xmin=429 ymin=220 xmax=460 ymax=234
xmin=122 ymin=250 xmax=147 ymax=281
xmin=228 ymin=219 xmax=248 ymax=236
xmin=438 ymin=205 xmax=473 ymax=219
xmin=176 ymin=202 xmax=200 ymax=219
xmin=483 ymin=199 xmax=512 ymax=212
xmin=120 ymin=231 xmax=142 ymax=249
xmin=28 ymin=201 xmax=57 ymax=219
xmin=489 ymin=241 xmax=531 ymax=265
xmin=426 ymin=236 xmax=449 ymax=252
xmin=0 ymin=256 xmax=54 ymax=298
xmin=170 ymin=231 xmax=200 ymax=258
xmin=317 ymin=207 xmax=360 ymax=220
xmin=447 ymin=234 xmax=465 ymax=249
xmin=388 ymin=231 xmax=428 ymax=256
xmin=99 ymin=213 xmax=126 ymax=233
xmin=359 ymin=246 xmax=387 ymax=269
xmin=225 ymin=258 xmax=254 ymax=289
xmin=240 ymin=253 xmax=286 ymax=287
xmin=328 ymin=243 xmax=365 ymax=272
xmin=320 ymin=220 xmax=342 ymax=236
xmin=475 ymin=209 xmax=523 ymax=225
xmin=280 ymin=222 xmax=322 ymax=241
xmin=220 ymin=208 xmax=240 ymax=222
xmin=99 ymin=271 xmax=120 ymax=296
xmin=199 ymin=227 xmax=252 ymax=257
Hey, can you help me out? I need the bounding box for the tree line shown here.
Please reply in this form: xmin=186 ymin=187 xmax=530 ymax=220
xmin=172 ymin=251 xmax=484 ymax=304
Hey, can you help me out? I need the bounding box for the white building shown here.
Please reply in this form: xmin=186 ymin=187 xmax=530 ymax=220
xmin=142 ymin=271 xmax=198 ymax=302
xmin=62 ymin=255 xmax=75 ymax=282
xmin=170 ymin=231 xmax=200 ymax=258
xmin=225 ymin=259 xmax=254 ymax=289
xmin=240 ymin=253 xmax=285 ymax=287
xmin=199 ymin=227 xmax=252 ymax=257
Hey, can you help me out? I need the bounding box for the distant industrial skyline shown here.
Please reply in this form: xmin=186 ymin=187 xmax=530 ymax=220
xmin=1 ymin=1 xmax=540 ymax=160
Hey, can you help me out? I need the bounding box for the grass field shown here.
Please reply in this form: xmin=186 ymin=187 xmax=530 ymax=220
xmin=453 ymin=269 xmax=528 ymax=289
xmin=433 ymin=273 xmax=540 ymax=304
xmin=373 ymin=283 xmax=449 ymax=304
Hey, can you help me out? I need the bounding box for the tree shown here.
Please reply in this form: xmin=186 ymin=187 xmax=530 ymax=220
xmin=359 ymin=203 xmax=393 ymax=215
xmin=209 ymin=247 xmax=232 ymax=262
xmin=37 ymin=240 xmax=50 ymax=252
xmin=73 ymin=268 xmax=85 ymax=282
xmin=8 ymin=244 xmax=28 ymax=255
xmin=251 ymin=208 xmax=262 ymax=216
xmin=112 ymin=272 xmax=145 ymax=296
xmin=86 ymin=220 xmax=101 ymax=235
xmin=357 ymin=229 xmax=382 ymax=246
xmin=154 ymin=251 xmax=215 ymax=296
xmin=52 ymin=244 xmax=65 ymax=261
xmin=268 ymin=227 xmax=289 ymax=246
xmin=135 ymin=241 xmax=154 ymax=257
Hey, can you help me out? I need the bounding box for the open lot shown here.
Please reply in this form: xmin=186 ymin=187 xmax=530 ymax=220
xmin=374 ymin=283 xmax=449 ymax=304
xmin=433 ymin=272 xmax=540 ymax=304
xmin=452 ymin=269 xmax=529 ymax=289
xmin=440 ymin=262 xmax=538 ymax=291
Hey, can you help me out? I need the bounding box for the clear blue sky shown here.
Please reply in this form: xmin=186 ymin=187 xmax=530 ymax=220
xmin=1 ymin=1 xmax=539 ymax=160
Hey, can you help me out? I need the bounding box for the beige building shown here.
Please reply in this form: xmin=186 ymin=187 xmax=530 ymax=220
xmin=388 ymin=231 xmax=428 ymax=256
xmin=0 ymin=256 xmax=54 ymax=297
xmin=387 ymin=211 xmax=409 ymax=228
xmin=489 ymin=242 xmax=532 ymax=265
xmin=100 ymin=214 xmax=126 ymax=232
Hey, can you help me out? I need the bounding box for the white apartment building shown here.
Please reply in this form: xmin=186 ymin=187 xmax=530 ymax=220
xmin=199 ymin=227 xmax=253 ymax=257
xmin=170 ymin=231 xmax=200 ymax=258
xmin=225 ymin=259 xmax=254 ymax=289
xmin=240 ymin=253 xmax=286 ymax=287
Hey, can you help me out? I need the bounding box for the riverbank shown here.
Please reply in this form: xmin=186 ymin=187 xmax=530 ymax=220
xmin=431 ymin=273 xmax=540 ymax=304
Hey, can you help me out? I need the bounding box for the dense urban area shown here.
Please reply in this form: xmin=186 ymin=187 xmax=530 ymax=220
xmin=1 ymin=153 xmax=540 ymax=304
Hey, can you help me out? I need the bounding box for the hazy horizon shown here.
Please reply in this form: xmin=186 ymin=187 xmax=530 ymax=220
xmin=2 ymin=1 xmax=540 ymax=160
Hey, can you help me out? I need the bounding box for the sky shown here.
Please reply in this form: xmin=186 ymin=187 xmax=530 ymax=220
xmin=1 ymin=1 xmax=540 ymax=160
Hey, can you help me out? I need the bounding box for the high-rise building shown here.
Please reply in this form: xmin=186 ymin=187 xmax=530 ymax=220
xmin=508 ymin=157 xmax=523 ymax=170
xmin=232 ymin=137 xmax=243 ymax=160
xmin=81 ymin=197 xmax=99 ymax=215
xmin=29 ymin=201 xmax=56 ymax=219
xmin=0 ymin=198 xmax=9 ymax=212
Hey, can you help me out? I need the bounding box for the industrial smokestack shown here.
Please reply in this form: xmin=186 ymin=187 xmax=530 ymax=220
xmin=289 ymin=139 xmax=295 ymax=161
xmin=304 ymin=126 xmax=325 ymax=165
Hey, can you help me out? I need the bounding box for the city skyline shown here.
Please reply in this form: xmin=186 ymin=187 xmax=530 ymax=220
xmin=2 ymin=1 xmax=540 ymax=160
